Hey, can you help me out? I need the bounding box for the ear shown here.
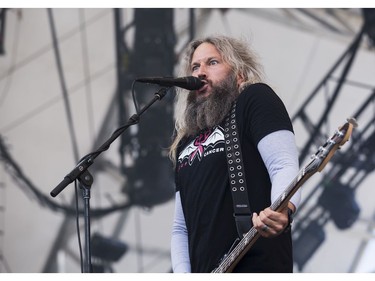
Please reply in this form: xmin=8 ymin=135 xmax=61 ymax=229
xmin=236 ymin=73 xmax=245 ymax=87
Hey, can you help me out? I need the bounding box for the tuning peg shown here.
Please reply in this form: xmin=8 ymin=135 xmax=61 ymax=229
xmin=347 ymin=117 xmax=358 ymax=128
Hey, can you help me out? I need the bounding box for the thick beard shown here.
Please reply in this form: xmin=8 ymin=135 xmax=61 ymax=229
xmin=184 ymin=74 xmax=239 ymax=136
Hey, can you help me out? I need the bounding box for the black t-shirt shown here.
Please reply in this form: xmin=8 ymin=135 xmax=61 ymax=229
xmin=175 ymin=83 xmax=294 ymax=273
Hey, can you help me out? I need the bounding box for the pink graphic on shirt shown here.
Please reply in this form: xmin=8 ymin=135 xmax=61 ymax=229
xmin=178 ymin=126 xmax=225 ymax=168
xmin=189 ymin=130 xmax=212 ymax=163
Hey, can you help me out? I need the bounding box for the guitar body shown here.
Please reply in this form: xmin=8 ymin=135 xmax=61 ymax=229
xmin=211 ymin=118 xmax=357 ymax=273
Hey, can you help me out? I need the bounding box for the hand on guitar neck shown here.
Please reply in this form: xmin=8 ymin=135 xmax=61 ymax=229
xmin=252 ymin=202 xmax=295 ymax=238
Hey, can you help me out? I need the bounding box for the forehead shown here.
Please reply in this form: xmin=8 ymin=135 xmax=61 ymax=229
xmin=191 ymin=42 xmax=222 ymax=64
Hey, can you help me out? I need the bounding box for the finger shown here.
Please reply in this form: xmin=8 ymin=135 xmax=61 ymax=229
xmin=252 ymin=212 xmax=259 ymax=226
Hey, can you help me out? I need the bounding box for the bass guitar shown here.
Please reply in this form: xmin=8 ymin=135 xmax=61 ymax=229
xmin=212 ymin=118 xmax=357 ymax=273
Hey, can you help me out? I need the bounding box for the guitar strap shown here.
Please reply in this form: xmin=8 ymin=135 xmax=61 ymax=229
xmin=223 ymin=101 xmax=252 ymax=237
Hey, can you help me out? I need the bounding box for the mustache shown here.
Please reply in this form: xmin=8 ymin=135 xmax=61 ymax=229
xmin=184 ymin=74 xmax=239 ymax=136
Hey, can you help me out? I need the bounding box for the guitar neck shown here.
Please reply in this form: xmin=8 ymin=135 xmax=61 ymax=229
xmin=270 ymin=166 xmax=313 ymax=212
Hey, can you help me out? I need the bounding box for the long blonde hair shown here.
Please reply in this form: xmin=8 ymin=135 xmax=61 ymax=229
xmin=169 ymin=35 xmax=264 ymax=166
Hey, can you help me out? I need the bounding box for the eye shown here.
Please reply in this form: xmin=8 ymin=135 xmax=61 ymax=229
xmin=209 ymin=59 xmax=218 ymax=65
xmin=191 ymin=65 xmax=199 ymax=72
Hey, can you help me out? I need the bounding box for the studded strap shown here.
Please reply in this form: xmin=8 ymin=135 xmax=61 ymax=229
xmin=224 ymin=101 xmax=252 ymax=237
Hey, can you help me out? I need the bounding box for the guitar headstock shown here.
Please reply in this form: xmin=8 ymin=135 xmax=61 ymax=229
xmin=306 ymin=118 xmax=357 ymax=173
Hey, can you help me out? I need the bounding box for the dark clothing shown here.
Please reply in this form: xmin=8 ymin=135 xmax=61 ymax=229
xmin=175 ymin=83 xmax=294 ymax=273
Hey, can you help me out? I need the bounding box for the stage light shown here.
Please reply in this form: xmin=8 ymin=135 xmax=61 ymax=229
xmin=362 ymin=8 xmax=375 ymax=47
xmin=91 ymin=233 xmax=128 ymax=262
xmin=293 ymin=220 xmax=326 ymax=271
xmin=318 ymin=182 xmax=360 ymax=230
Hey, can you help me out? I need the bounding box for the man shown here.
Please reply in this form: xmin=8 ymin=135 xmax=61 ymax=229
xmin=169 ymin=35 xmax=301 ymax=273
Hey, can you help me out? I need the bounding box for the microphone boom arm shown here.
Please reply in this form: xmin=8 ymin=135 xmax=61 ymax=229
xmin=50 ymin=87 xmax=169 ymax=197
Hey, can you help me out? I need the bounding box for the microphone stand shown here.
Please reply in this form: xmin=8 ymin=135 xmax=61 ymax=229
xmin=50 ymin=87 xmax=170 ymax=273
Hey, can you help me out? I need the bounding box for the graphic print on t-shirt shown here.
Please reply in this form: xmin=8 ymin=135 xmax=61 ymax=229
xmin=178 ymin=126 xmax=225 ymax=171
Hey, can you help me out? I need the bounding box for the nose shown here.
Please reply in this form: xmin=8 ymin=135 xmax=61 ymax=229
xmin=196 ymin=65 xmax=207 ymax=80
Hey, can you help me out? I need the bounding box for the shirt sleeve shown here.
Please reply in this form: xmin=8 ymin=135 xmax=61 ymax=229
xmin=257 ymin=130 xmax=301 ymax=210
xmin=171 ymin=191 xmax=191 ymax=273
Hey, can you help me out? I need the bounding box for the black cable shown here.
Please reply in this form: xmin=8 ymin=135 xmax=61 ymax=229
xmin=78 ymin=9 xmax=104 ymax=234
xmin=74 ymin=180 xmax=84 ymax=273
xmin=135 ymin=209 xmax=144 ymax=273
xmin=48 ymin=8 xmax=84 ymax=272
xmin=131 ymin=80 xmax=140 ymax=113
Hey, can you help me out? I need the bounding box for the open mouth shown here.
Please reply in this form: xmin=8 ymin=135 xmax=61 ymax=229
xmin=197 ymin=81 xmax=209 ymax=94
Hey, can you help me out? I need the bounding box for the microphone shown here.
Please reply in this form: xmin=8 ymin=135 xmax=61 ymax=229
xmin=135 ymin=76 xmax=205 ymax=90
